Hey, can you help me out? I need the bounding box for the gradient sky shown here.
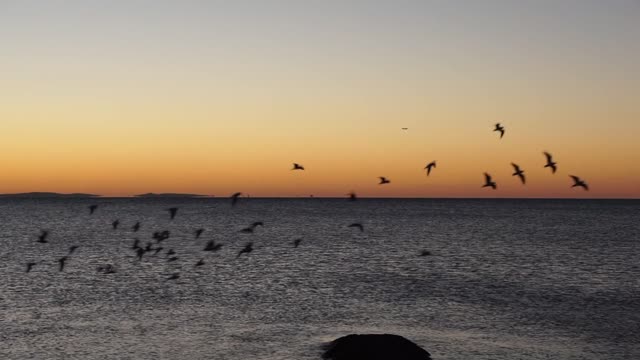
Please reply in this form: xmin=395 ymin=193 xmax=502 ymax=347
xmin=1 ymin=1 xmax=639 ymax=197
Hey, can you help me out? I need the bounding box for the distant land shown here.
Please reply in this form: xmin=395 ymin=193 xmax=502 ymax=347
xmin=0 ymin=192 xmax=100 ymax=198
xmin=133 ymin=193 xmax=211 ymax=198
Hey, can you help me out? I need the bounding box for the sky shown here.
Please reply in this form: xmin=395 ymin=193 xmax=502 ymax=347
xmin=1 ymin=0 xmax=639 ymax=198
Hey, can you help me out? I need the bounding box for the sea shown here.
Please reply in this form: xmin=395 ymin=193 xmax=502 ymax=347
xmin=0 ymin=198 xmax=638 ymax=359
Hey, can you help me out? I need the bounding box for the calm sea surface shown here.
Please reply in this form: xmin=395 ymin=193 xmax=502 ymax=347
xmin=0 ymin=198 xmax=638 ymax=359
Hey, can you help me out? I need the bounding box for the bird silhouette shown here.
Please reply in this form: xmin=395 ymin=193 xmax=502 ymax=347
xmin=543 ymin=152 xmax=557 ymax=173
xmin=195 ymin=228 xmax=204 ymax=239
xmin=424 ymin=161 xmax=437 ymax=176
xmin=166 ymin=249 xmax=176 ymax=257
xmin=132 ymin=238 xmax=140 ymax=250
xmin=166 ymin=273 xmax=180 ymax=281
xmin=68 ymin=245 xmax=79 ymax=255
xmin=26 ymin=262 xmax=37 ymax=273
xmin=153 ymin=247 xmax=164 ymax=256
xmin=570 ymin=175 xmax=589 ymax=191
xmin=348 ymin=223 xmax=364 ymax=232
xmin=419 ymin=250 xmax=432 ymax=257
xmin=401 ymin=127 xmax=408 ymax=130
xmin=167 ymin=207 xmax=178 ymax=220
xmin=292 ymin=163 xmax=305 ymax=170
xmin=167 ymin=256 xmax=179 ymax=262
xmin=482 ymin=173 xmax=497 ymax=189
xmin=195 ymin=259 xmax=205 ymax=267
xmin=88 ymin=205 xmax=98 ymax=215
xmin=37 ymin=230 xmax=49 ymax=244
xmin=240 ymin=222 xmax=263 ymax=234
xmin=494 ymin=123 xmax=505 ymax=138
xmin=348 ymin=192 xmax=357 ymax=201
xmin=153 ymin=230 xmax=170 ymax=243
xmin=203 ymin=240 xmax=223 ymax=252
xmin=132 ymin=222 xmax=141 ymax=232
xmin=237 ymin=242 xmax=253 ymax=258
xmin=136 ymin=247 xmax=145 ymax=261
xmin=58 ymin=256 xmax=68 ymax=272
xmin=231 ymin=192 xmax=242 ymax=206
xmin=112 ymin=220 xmax=120 ymax=230
xmin=511 ymin=163 xmax=526 ymax=184
xmin=293 ymin=238 xmax=302 ymax=248
xmin=378 ymin=177 xmax=390 ymax=185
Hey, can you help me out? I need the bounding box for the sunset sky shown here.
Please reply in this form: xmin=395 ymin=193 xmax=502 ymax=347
xmin=1 ymin=1 xmax=639 ymax=198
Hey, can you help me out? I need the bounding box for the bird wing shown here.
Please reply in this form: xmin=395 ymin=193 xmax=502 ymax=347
xmin=569 ymin=175 xmax=580 ymax=183
xmin=544 ymin=152 xmax=552 ymax=162
xmin=484 ymin=173 xmax=492 ymax=182
xmin=511 ymin=163 xmax=519 ymax=171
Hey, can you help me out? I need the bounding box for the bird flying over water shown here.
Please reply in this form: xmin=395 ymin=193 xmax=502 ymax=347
xmin=348 ymin=223 xmax=364 ymax=232
xmin=240 ymin=222 xmax=263 ymax=234
xmin=231 ymin=192 xmax=242 ymax=206
xmin=68 ymin=245 xmax=79 ymax=255
xmin=132 ymin=221 xmax=140 ymax=232
xmin=419 ymin=250 xmax=432 ymax=257
xmin=378 ymin=177 xmax=390 ymax=185
xmin=58 ymin=256 xmax=68 ymax=272
xmin=88 ymin=205 xmax=98 ymax=215
xmin=195 ymin=228 xmax=204 ymax=239
xmin=37 ymin=230 xmax=49 ymax=244
xmin=112 ymin=220 xmax=120 ymax=230
xmin=26 ymin=262 xmax=37 ymax=273
xmin=292 ymin=163 xmax=305 ymax=170
xmin=494 ymin=123 xmax=505 ymax=138
xmin=482 ymin=173 xmax=497 ymax=189
xmin=569 ymin=175 xmax=589 ymax=191
xmin=511 ymin=163 xmax=526 ymax=184
xmin=237 ymin=242 xmax=253 ymax=258
xmin=203 ymin=240 xmax=223 ymax=252
xmin=293 ymin=238 xmax=302 ymax=248
xmin=166 ymin=273 xmax=180 ymax=281
xmin=424 ymin=161 xmax=436 ymax=176
xmin=167 ymin=207 xmax=178 ymax=220
xmin=195 ymin=259 xmax=205 ymax=267
xmin=543 ymin=152 xmax=557 ymax=174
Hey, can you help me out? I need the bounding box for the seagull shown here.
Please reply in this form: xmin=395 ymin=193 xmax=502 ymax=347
xmin=58 ymin=256 xmax=68 ymax=272
xmin=543 ymin=152 xmax=557 ymax=174
xmin=166 ymin=249 xmax=176 ymax=257
xmin=132 ymin=221 xmax=141 ymax=232
xmin=153 ymin=230 xmax=170 ymax=243
xmin=494 ymin=123 xmax=505 ymax=138
xmin=240 ymin=222 xmax=263 ymax=234
xmin=167 ymin=207 xmax=178 ymax=220
xmin=292 ymin=163 xmax=305 ymax=170
xmin=424 ymin=161 xmax=436 ymax=176
xmin=112 ymin=220 xmax=120 ymax=230
xmin=378 ymin=177 xmax=390 ymax=185
xmin=195 ymin=228 xmax=204 ymax=239
xmin=37 ymin=230 xmax=49 ymax=244
xmin=482 ymin=173 xmax=497 ymax=189
xmin=231 ymin=192 xmax=242 ymax=206
xmin=570 ymin=175 xmax=589 ymax=191
xmin=203 ymin=240 xmax=223 ymax=252
xmin=511 ymin=163 xmax=526 ymax=184
xmin=195 ymin=259 xmax=205 ymax=267
xmin=166 ymin=273 xmax=180 ymax=281
xmin=26 ymin=262 xmax=37 ymax=273
xmin=419 ymin=250 xmax=432 ymax=257
xmin=167 ymin=256 xmax=179 ymax=262
xmin=348 ymin=192 xmax=357 ymax=201
xmin=88 ymin=205 xmax=98 ymax=215
xmin=293 ymin=238 xmax=302 ymax=248
xmin=348 ymin=223 xmax=364 ymax=232
xmin=237 ymin=242 xmax=254 ymax=258
xmin=68 ymin=245 xmax=79 ymax=255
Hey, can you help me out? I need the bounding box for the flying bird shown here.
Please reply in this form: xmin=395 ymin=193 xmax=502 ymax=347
xmin=88 ymin=205 xmax=98 ymax=215
xmin=401 ymin=128 xmax=408 ymax=130
xmin=348 ymin=223 xmax=364 ymax=232
xmin=195 ymin=259 xmax=205 ymax=267
xmin=292 ymin=163 xmax=305 ymax=170
xmin=237 ymin=242 xmax=254 ymax=258
xmin=166 ymin=249 xmax=176 ymax=257
xmin=419 ymin=250 xmax=432 ymax=257
xmin=167 ymin=207 xmax=178 ymax=220
xmin=167 ymin=256 xmax=179 ymax=262
xmin=26 ymin=262 xmax=37 ymax=273
xmin=424 ymin=161 xmax=437 ymax=176
xmin=203 ymin=240 xmax=223 ymax=252
xmin=293 ymin=238 xmax=302 ymax=248
xmin=132 ymin=221 xmax=141 ymax=232
xmin=68 ymin=245 xmax=79 ymax=255
xmin=112 ymin=220 xmax=120 ymax=230
xmin=166 ymin=273 xmax=180 ymax=281
xmin=240 ymin=222 xmax=264 ymax=234
xmin=378 ymin=177 xmax=390 ymax=185
xmin=494 ymin=123 xmax=505 ymax=138
xmin=195 ymin=228 xmax=205 ymax=239
xmin=570 ymin=175 xmax=589 ymax=191
xmin=37 ymin=230 xmax=49 ymax=244
xmin=543 ymin=152 xmax=557 ymax=174
xmin=136 ymin=247 xmax=145 ymax=261
xmin=58 ymin=256 xmax=68 ymax=272
xmin=511 ymin=163 xmax=526 ymax=184
xmin=231 ymin=192 xmax=242 ymax=206
xmin=482 ymin=173 xmax=497 ymax=189
xmin=131 ymin=238 xmax=140 ymax=250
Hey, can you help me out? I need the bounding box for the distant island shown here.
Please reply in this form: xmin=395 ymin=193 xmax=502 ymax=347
xmin=0 ymin=192 xmax=100 ymax=198
xmin=133 ymin=193 xmax=211 ymax=198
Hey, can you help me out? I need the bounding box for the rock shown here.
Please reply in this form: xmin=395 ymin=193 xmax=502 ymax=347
xmin=322 ymin=334 xmax=432 ymax=360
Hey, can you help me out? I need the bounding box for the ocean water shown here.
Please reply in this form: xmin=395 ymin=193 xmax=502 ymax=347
xmin=0 ymin=198 xmax=638 ymax=360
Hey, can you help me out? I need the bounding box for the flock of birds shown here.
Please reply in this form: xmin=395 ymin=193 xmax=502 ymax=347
xmin=22 ymin=123 xmax=589 ymax=279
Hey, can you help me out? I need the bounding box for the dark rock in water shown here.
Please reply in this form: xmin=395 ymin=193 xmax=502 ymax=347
xmin=323 ymin=334 xmax=432 ymax=360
